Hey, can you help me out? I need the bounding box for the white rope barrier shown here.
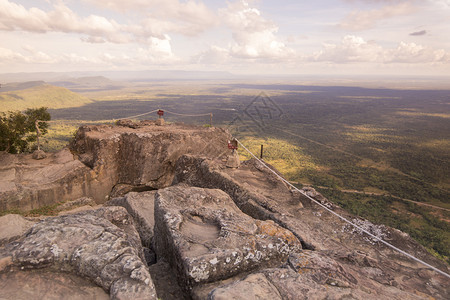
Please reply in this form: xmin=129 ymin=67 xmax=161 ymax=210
xmin=42 ymin=108 xmax=211 ymax=125
xmin=163 ymin=109 xmax=212 ymax=117
xmin=235 ymin=138 xmax=450 ymax=279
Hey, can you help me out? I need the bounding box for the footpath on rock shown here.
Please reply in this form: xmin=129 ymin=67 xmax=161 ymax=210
xmin=0 ymin=120 xmax=449 ymax=300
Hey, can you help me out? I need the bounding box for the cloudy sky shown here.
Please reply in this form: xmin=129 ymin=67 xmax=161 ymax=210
xmin=1 ymin=0 xmax=449 ymax=76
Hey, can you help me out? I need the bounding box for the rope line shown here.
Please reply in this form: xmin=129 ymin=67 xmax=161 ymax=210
xmin=41 ymin=108 xmax=211 ymax=125
xmin=163 ymin=109 xmax=212 ymax=117
xmin=235 ymin=138 xmax=450 ymax=279
xmin=121 ymin=109 xmax=160 ymax=120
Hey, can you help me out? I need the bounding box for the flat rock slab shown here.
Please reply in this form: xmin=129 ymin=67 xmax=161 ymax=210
xmin=154 ymin=184 xmax=302 ymax=291
xmin=0 ymin=214 xmax=35 ymax=246
xmin=0 ymin=269 xmax=109 ymax=300
xmin=208 ymin=273 xmax=282 ymax=300
xmin=203 ymin=249 xmax=450 ymax=300
xmin=0 ymin=206 xmax=157 ymax=300
xmin=0 ymin=148 xmax=93 ymax=212
xmin=107 ymin=191 xmax=156 ymax=248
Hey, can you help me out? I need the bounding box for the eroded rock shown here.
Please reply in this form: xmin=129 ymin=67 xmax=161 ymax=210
xmin=1 ymin=123 xmax=230 ymax=213
xmin=173 ymin=155 xmax=450 ymax=299
xmin=107 ymin=191 xmax=157 ymax=248
xmin=0 ymin=206 xmax=157 ymax=299
xmin=153 ymin=184 xmax=302 ymax=291
xmin=207 ymin=273 xmax=282 ymax=300
xmin=0 ymin=214 xmax=35 ymax=246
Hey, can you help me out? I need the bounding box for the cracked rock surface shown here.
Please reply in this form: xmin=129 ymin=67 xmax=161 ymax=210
xmin=173 ymin=155 xmax=450 ymax=299
xmin=0 ymin=206 xmax=157 ymax=300
xmin=154 ymin=184 xmax=302 ymax=291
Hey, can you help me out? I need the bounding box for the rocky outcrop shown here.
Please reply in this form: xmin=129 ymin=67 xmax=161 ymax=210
xmin=1 ymin=123 xmax=449 ymax=300
xmin=0 ymin=206 xmax=157 ymax=299
xmin=173 ymin=155 xmax=450 ymax=299
xmin=70 ymin=123 xmax=230 ymax=191
xmin=0 ymin=122 xmax=230 ymax=212
xmin=153 ymin=184 xmax=302 ymax=291
xmin=0 ymin=149 xmax=94 ymax=212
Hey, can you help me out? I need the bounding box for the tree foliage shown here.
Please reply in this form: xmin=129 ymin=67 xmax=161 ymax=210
xmin=0 ymin=107 xmax=51 ymax=153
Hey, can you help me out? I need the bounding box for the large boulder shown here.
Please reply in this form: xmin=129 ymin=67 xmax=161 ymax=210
xmin=70 ymin=123 xmax=230 ymax=191
xmin=153 ymin=184 xmax=302 ymax=291
xmin=0 ymin=206 xmax=157 ymax=300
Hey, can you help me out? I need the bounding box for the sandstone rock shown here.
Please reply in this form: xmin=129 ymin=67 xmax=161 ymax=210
xmin=70 ymin=123 xmax=230 ymax=192
xmin=56 ymin=197 xmax=97 ymax=212
xmin=155 ymin=118 xmax=165 ymax=126
xmin=225 ymin=151 xmax=240 ymax=168
xmin=0 ymin=148 xmax=96 ymax=212
xmin=0 ymin=269 xmax=109 ymax=300
xmin=107 ymin=191 xmax=157 ymax=248
xmin=153 ymin=184 xmax=302 ymax=291
xmin=0 ymin=206 xmax=157 ymax=299
xmin=149 ymin=259 xmax=190 ymax=300
xmin=205 ymin=249 xmax=446 ymax=300
xmin=173 ymin=155 xmax=450 ymax=299
xmin=32 ymin=149 xmax=47 ymax=160
xmin=1 ymin=123 xmax=230 ymax=213
xmin=207 ymin=273 xmax=282 ymax=300
xmin=0 ymin=214 xmax=35 ymax=246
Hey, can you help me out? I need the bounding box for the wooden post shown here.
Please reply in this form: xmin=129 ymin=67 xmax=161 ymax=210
xmin=210 ymin=113 xmax=213 ymax=127
xmin=35 ymin=120 xmax=41 ymax=151
xmin=260 ymin=144 xmax=264 ymax=159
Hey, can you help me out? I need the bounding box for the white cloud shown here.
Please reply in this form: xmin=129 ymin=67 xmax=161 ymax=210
xmin=219 ymin=0 xmax=294 ymax=60
xmin=192 ymin=46 xmax=230 ymax=64
xmin=386 ymin=42 xmax=450 ymax=63
xmin=313 ymin=35 xmax=383 ymax=62
xmin=339 ymin=2 xmax=416 ymax=30
xmin=83 ymin=0 xmax=217 ymax=36
xmin=312 ymin=35 xmax=450 ymax=64
xmin=0 ymin=0 xmax=128 ymax=43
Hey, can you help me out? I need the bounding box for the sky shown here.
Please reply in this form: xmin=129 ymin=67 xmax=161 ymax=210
xmin=1 ymin=0 xmax=450 ymax=76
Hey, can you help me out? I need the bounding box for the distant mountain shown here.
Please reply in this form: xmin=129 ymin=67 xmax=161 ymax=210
xmin=0 ymin=81 xmax=46 ymax=92
xmin=0 ymin=82 xmax=92 ymax=112
xmin=51 ymin=76 xmax=115 ymax=87
xmin=0 ymin=70 xmax=236 ymax=84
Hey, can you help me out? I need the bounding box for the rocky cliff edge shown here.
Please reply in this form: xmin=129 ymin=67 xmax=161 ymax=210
xmin=0 ymin=121 xmax=448 ymax=299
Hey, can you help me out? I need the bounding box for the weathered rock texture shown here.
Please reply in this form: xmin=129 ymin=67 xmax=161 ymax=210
xmin=0 ymin=149 xmax=93 ymax=212
xmin=0 ymin=269 xmax=109 ymax=300
xmin=70 ymin=123 xmax=229 ymax=191
xmin=173 ymin=155 xmax=450 ymax=299
xmin=154 ymin=184 xmax=302 ymax=291
xmin=1 ymin=123 xmax=449 ymax=300
xmin=0 ymin=207 xmax=157 ymax=299
xmin=106 ymin=191 xmax=157 ymax=248
xmin=0 ymin=214 xmax=35 ymax=246
xmin=0 ymin=122 xmax=230 ymax=212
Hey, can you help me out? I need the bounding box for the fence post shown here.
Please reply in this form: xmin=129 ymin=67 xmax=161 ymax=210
xmin=210 ymin=113 xmax=213 ymax=127
xmin=260 ymin=144 xmax=264 ymax=159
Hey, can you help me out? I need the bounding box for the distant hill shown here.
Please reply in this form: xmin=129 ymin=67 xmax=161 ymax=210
xmin=0 ymin=83 xmax=92 ymax=112
xmin=0 ymin=81 xmax=47 ymax=92
xmin=51 ymin=76 xmax=115 ymax=88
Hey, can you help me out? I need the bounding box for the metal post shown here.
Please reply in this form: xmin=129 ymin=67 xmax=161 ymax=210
xmin=260 ymin=144 xmax=264 ymax=159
